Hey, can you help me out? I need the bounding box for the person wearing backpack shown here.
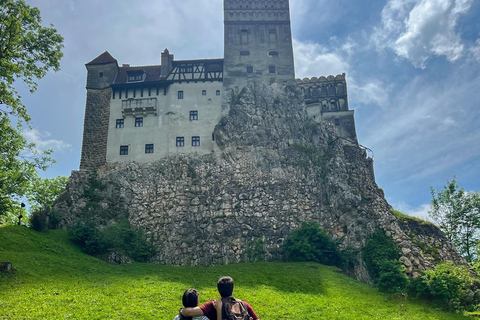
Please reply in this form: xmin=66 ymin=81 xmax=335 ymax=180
xmin=180 ymin=276 xmax=259 ymax=320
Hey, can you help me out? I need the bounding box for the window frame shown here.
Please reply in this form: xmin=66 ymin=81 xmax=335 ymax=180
xmin=246 ymin=66 xmax=253 ymax=73
xmin=192 ymin=136 xmax=200 ymax=147
xmin=116 ymin=119 xmax=124 ymax=128
xmin=176 ymin=137 xmax=185 ymax=147
xmin=135 ymin=117 xmax=143 ymax=127
xmin=190 ymin=110 xmax=199 ymax=121
xmin=178 ymin=91 xmax=184 ymax=99
xmin=145 ymin=144 xmax=154 ymax=154
xmin=120 ymin=145 xmax=128 ymax=155
xmin=269 ymin=66 xmax=276 ymax=73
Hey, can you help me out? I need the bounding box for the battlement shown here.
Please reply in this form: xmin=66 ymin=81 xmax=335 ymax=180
xmin=224 ymin=0 xmax=290 ymax=22
xmin=295 ymin=73 xmax=346 ymax=83
xmin=224 ymin=0 xmax=289 ymax=10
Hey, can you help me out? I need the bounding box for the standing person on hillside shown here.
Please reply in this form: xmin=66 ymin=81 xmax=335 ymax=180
xmin=179 ymin=276 xmax=259 ymax=320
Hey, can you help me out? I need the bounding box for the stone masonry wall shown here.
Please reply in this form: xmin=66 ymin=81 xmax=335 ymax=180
xmin=79 ymin=88 xmax=111 ymax=170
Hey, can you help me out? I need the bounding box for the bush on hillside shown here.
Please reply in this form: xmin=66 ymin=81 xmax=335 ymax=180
xmin=362 ymin=228 xmax=407 ymax=293
xmin=283 ymin=222 xmax=342 ymax=267
xmin=68 ymin=219 xmax=107 ymax=255
xmin=408 ymin=263 xmax=480 ymax=311
xmin=68 ymin=218 xmax=155 ymax=261
xmin=30 ymin=208 xmax=60 ymax=231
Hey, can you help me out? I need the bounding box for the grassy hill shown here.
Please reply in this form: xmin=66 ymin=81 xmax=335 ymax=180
xmin=0 ymin=225 xmax=471 ymax=319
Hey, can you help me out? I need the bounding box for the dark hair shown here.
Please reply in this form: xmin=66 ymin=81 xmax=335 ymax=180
xmin=182 ymin=288 xmax=199 ymax=307
xmin=217 ymin=276 xmax=234 ymax=298
xmin=179 ymin=288 xmax=199 ymax=320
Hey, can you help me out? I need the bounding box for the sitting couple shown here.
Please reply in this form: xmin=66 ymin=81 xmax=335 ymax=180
xmin=175 ymin=276 xmax=259 ymax=320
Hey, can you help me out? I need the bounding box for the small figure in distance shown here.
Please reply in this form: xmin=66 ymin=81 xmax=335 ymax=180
xmin=180 ymin=276 xmax=259 ymax=320
xmin=175 ymin=288 xmax=210 ymax=320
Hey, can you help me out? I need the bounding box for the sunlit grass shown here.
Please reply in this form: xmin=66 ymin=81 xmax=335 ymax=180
xmin=0 ymin=225 xmax=470 ymax=319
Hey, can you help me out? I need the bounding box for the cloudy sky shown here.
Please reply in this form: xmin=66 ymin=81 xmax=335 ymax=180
xmin=20 ymin=0 xmax=480 ymax=220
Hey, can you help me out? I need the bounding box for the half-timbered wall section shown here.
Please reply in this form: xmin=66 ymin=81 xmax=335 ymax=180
xmin=80 ymin=50 xmax=225 ymax=168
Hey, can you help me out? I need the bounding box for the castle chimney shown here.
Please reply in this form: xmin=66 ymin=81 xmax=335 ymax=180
xmin=161 ymin=48 xmax=173 ymax=77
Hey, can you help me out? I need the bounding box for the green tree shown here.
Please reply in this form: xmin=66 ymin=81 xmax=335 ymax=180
xmin=0 ymin=0 xmax=63 ymax=217
xmin=25 ymin=175 xmax=68 ymax=213
xmin=429 ymin=177 xmax=480 ymax=263
xmin=1 ymin=0 xmax=63 ymax=121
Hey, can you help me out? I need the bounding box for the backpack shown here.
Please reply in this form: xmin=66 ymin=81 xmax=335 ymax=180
xmin=221 ymin=297 xmax=253 ymax=320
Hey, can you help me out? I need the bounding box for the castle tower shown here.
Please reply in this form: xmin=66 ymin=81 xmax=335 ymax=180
xmin=223 ymin=0 xmax=295 ymax=91
xmin=80 ymin=51 xmax=118 ymax=170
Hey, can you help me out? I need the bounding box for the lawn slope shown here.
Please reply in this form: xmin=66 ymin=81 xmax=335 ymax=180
xmin=0 ymin=225 xmax=470 ymax=319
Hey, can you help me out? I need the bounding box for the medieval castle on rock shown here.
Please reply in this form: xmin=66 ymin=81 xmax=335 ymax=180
xmin=80 ymin=0 xmax=357 ymax=170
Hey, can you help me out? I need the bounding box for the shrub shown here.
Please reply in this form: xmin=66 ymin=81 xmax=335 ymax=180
xmin=283 ymin=222 xmax=342 ymax=267
xmin=68 ymin=220 xmax=107 ymax=255
xmin=30 ymin=209 xmax=60 ymax=231
xmin=363 ymin=228 xmax=407 ymax=293
xmin=374 ymin=260 xmax=408 ymax=294
xmin=408 ymin=263 xmax=479 ymax=311
xmin=68 ymin=219 xmax=155 ymax=262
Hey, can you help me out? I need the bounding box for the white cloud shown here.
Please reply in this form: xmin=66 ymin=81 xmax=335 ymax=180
xmin=293 ymin=39 xmax=350 ymax=78
xmin=293 ymin=39 xmax=391 ymax=108
xmin=349 ymin=80 xmax=391 ymax=107
xmin=373 ymin=0 xmax=474 ymax=68
xmin=24 ymin=129 xmax=72 ymax=152
xmin=469 ymin=39 xmax=480 ymax=61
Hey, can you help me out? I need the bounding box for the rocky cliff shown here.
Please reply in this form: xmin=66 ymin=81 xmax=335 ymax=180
xmin=54 ymin=82 xmax=465 ymax=283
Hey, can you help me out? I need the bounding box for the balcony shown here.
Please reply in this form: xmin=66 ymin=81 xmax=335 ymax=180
xmin=122 ymin=98 xmax=158 ymax=117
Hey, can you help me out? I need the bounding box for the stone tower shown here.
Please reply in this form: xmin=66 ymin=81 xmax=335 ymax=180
xmin=80 ymin=51 xmax=118 ymax=170
xmin=223 ymin=0 xmax=295 ymax=91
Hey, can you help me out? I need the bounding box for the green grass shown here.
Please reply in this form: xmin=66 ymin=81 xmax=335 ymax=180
xmin=0 ymin=225 xmax=470 ymax=319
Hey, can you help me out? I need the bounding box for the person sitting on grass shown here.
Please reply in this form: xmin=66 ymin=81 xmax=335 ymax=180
xmin=179 ymin=276 xmax=259 ymax=320
xmin=175 ymin=288 xmax=211 ymax=320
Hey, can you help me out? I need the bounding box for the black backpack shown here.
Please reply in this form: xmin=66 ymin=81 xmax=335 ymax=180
xmin=221 ymin=297 xmax=253 ymax=320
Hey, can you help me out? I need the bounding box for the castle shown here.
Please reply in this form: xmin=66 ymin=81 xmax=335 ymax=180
xmin=80 ymin=0 xmax=357 ymax=170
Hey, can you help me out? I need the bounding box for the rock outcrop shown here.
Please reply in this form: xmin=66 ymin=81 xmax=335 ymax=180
xmin=54 ymin=82 xmax=465 ymax=283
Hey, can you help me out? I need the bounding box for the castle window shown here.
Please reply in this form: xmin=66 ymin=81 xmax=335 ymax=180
xmin=135 ymin=117 xmax=143 ymax=127
xmin=186 ymin=66 xmax=193 ymax=73
xmin=269 ymin=28 xmax=277 ymax=34
xmin=240 ymin=28 xmax=250 ymax=34
xmin=180 ymin=67 xmax=185 ymax=72
xmin=240 ymin=51 xmax=250 ymax=56
xmin=99 ymin=72 xmax=103 ymax=78
xmin=176 ymin=137 xmax=185 ymax=147
xmin=178 ymin=91 xmax=184 ymax=99
xmin=335 ymin=118 xmax=340 ymax=126
xmin=128 ymin=74 xmax=143 ymax=82
xmin=190 ymin=111 xmax=198 ymax=121
xmin=247 ymin=66 xmax=253 ymax=73
xmin=145 ymin=144 xmax=154 ymax=154
xmin=120 ymin=146 xmax=128 ymax=155
xmin=192 ymin=136 xmax=200 ymax=146
xmin=268 ymin=51 xmax=279 ymax=56
xmin=269 ymin=66 xmax=276 ymax=73
xmin=116 ymin=119 xmax=124 ymax=128
xmin=216 ymin=90 xmax=221 ymax=96
xmin=212 ymin=133 xmax=215 ymax=141
xmin=202 ymin=90 xmax=207 ymax=96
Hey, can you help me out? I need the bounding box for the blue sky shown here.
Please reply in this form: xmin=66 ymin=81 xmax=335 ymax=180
xmin=20 ymin=0 xmax=480 ymax=220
